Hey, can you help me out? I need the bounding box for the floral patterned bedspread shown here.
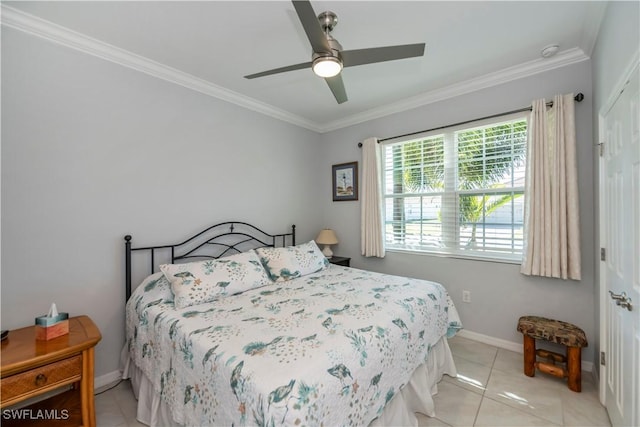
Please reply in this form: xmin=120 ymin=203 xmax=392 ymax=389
xmin=126 ymin=265 xmax=462 ymax=426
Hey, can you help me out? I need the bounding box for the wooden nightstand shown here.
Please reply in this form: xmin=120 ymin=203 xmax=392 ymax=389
xmin=1 ymin=315 xmax=101 ymax=427
xmin=328 ymin=256 xmax=351 ymax=267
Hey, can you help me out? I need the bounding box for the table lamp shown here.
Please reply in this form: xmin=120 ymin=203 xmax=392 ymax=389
xmin=316 ymin=229 xmax=338 ymax=258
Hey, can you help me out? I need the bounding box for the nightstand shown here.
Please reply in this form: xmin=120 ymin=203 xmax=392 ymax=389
xmin=328 ymin=256 xmax=351 ymax=267
xmin=1 ymin=315 xmax=101 ymax=427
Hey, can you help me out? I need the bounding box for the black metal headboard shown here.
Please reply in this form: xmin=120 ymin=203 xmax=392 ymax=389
xmin=125 ymin=222 xmax=296 ymax=301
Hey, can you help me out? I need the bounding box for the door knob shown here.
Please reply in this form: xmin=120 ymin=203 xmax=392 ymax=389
xmin=609 ymin=291 xmax=627 ymax=301
xmin=616 ymin=298 xmax=633 ymax=312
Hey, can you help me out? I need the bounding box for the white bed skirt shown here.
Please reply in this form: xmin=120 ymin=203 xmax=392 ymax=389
xmin=121 ymin=336 xmax=457 ymax=427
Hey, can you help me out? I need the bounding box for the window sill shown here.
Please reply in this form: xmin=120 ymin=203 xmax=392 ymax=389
xmin=385 ymin=247 xmax=523 ymax=265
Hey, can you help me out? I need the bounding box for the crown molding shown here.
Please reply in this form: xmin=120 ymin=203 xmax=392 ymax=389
xmin=2 ymin=4 xmax=590 ymax=135
xmin=319 ymin=47 xmax=590 ymax=132
xmin=0 ymin=5 xmax=323 ymax=133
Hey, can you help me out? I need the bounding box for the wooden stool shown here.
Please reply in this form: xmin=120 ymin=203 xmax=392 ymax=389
xmin=516 ymin=316 xmax=588 ymax=392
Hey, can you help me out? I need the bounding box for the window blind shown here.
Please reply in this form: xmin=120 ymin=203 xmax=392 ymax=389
xmin=382 ymin=115 xmax=527 ymax=261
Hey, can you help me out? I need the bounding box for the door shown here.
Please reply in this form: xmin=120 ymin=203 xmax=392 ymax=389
xmin=600 ymin=62 xmax=639 ymax=427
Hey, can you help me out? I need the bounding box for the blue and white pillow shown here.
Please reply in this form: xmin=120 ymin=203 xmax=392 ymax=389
xmin=160 ymin=250 xmax=272 ymax=309
xmin=256 ymin=240 xmax=329 ymax=282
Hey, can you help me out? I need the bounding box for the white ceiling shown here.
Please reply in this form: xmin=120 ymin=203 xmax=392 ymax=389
xmin=3 ymin=1 xmax=605 ymax=132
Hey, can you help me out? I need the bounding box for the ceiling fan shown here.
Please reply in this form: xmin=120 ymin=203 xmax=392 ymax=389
xmin=244 ymin=0 xmax=426 ymax=104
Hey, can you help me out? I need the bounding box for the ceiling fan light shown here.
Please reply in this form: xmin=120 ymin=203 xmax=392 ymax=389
xmin=312 ymin=56 xmax=343 ymax=78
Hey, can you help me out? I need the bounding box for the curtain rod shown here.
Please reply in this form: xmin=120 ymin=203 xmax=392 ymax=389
xmin=357 ymin=92 xmax=584 ymax=147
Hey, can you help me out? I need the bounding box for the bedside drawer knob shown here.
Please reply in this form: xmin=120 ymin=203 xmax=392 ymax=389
xmin=35 ymin=373 xmax=47 ymax=386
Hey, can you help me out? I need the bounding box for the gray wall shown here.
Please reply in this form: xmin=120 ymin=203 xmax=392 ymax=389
xmin=1 ymin=27 xmax=324 ymax=377
xmin=320 ymin=61 xmax=597 ymax=363
xmin=590 ymin=0 xmax=640 ymax=378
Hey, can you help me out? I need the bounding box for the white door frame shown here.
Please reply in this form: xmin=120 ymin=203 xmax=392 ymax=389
xmin=598 ymin=50 xmax=640 ymax=406
xmin=598 ymin=108 xmax=606 ymax=406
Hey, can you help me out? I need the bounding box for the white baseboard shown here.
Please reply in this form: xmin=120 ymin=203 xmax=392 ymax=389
xmin=94 ymin=370 xmax=122 ymax=391
xmin=457 ymin=329 xmax=594 ymax=372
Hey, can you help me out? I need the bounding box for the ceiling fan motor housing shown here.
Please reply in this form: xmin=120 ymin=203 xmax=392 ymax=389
xmin=312 ymin=36 xmax=343 ymax=60
xmin=311 ymin=35 xmax=343 ymax=77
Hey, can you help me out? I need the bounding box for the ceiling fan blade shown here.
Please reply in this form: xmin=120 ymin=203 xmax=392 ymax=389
xmin=342 ymin=43 xmax=425 ymax=68
xmin=325 ymin=74 xmax=348 ymax=104
xmin=244 ymin=61 xmax=312 ymax=79
xmin=292 ymin=0 xmax=331 ymax=54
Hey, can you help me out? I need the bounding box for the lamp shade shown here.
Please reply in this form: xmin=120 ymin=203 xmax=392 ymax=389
xmin=316 ymin=229 xmax=338 ymax=245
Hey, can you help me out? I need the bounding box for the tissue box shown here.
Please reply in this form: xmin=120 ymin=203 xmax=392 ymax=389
xmin=35 ymin=313 xmax=69 ymax=340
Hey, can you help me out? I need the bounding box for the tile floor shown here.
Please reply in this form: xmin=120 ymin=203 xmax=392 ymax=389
xmin=95 ymin=336 xmax=611 ymax=426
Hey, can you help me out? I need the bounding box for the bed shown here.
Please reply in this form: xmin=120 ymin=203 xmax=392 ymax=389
xmin=121 ymin=222 xmax=462 ymax=426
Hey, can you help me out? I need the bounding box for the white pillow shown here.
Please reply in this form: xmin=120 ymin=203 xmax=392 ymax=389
xmin=255 ymin=240 xmax=329 ymax=282
xmin=160 ymin=250 xmax=272 ymax=309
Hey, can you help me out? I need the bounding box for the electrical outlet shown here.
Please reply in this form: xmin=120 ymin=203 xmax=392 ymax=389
xmin=462 ymin=290 xmax=471 ymax=303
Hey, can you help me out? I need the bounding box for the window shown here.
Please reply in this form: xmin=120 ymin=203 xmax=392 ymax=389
xmin=382 ymin=114 xmax=527 ymax=261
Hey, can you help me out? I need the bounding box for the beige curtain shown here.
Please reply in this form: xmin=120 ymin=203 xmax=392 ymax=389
xmin=361 ymin=137 xmax=385 ymax=257
xmin=521 ymin=94 xmax=581 ymax=280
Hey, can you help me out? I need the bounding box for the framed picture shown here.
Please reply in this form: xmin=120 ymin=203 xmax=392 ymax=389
xmin=332 ymin=161 xmax=358 ymax=201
